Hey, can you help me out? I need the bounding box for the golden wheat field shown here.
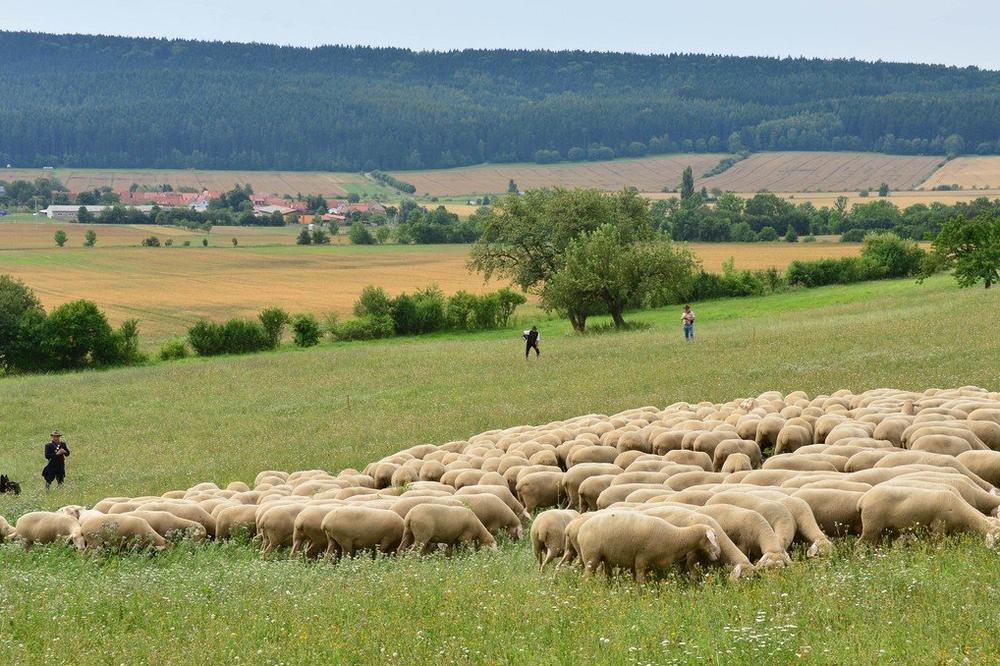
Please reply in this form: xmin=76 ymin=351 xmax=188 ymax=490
xmin=0 ymin=237 xmax=862 ymax=340
xmin=387 ymin=154 xmax=729 ymax=196
xmin=920 ymin=156 xmax=1000 ymax=191
xmin=700 ymin=152 xmax=942 ymax=193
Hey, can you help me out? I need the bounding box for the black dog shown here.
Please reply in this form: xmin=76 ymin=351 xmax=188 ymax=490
xmin=0 ymin=474 xmax=21 ymax=495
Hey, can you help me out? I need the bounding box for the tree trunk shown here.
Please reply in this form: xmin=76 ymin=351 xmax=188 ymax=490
xmin=568 ymin=311 xmax=587 ymax=333
xmin=609 ymin=304 xmax=626 ymax=328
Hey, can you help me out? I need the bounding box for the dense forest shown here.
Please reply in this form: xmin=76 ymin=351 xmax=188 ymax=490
xmin=2 ymin=32 xmax=1000 ymax=171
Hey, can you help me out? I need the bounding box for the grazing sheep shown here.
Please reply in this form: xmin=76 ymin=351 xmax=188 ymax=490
xmin=578 ymin=475 xmax=619 ymax=512
xmin=455 ymin=485 xmax=530 ymax=524
xmin=126 ymin=510 xmax=207 ymax=541
xmin=957 ymin=450 xmax=1000 ymax=487
xmin=722 ymin=453 xmax=753 ymax=473
xmin=642 ymin=505 xmax=754 ymax=579
xmin=791 ymin=489 xmax=865 ymax=537
xmin=321 ymin=506 xmax=405 ymax=559
xmin=664 ymin=450 xmax=714 ymax=472
xmin=14 ymin=512 xmax=85 ymax=550
xmin=516 ymin=471 xmax=565 ymax=513
xmin=530 ymin=509 xmax=579 ymax=570
xmin=577 ymin=511 xmax=720 ymax=583
xmin=561 ymin=464 xmax=623 ymax=511
xmin=858 ymin=485 xmax=1000 ymax=546
xmin=289 ymin=504 xmax=343 ymax=559
xmin=712 ymin=439 xmax=762 ymax=471
xmin=873 ymin=452 xmax=994 ymax=491
xmin=79 ymin=514 xmax=167 ymax=551
xmin=0 ymin=515 xmax=16 ymax=542
xmin=397 ymin=504 xmax=497 ymax=554
xmin=453 ymin=493 xmax=522 ymax=540
xmin=692 ymin=504 xmax=791 ymax=569
xmin=258 ymin=503 xmax=307 ymax=556
xmin=130 ymin=501 xmax=217 ymax=538
xmin=215 ymin=505 xmax=259 ymax=540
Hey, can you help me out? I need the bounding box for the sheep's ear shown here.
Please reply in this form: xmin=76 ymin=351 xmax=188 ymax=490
xmin=705 ymin=528 xmax=719 ymax=549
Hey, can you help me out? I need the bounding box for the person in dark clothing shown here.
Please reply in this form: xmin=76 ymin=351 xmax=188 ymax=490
xmin=523 ymin=326 xmax=540 ymax=359
xmin=42 ymin=430 xmax=70 ymax=491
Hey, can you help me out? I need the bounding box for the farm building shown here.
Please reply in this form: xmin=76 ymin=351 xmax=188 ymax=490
xmin=40 ymin=204 xmax=160 ymax=220
xmin=253 ymin=205 xmax=300 ymax=222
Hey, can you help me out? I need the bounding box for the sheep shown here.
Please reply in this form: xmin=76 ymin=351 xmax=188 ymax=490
xmin=721 ymin=453 xmax=753 ymax=473
xmin=957 ymin=450 xmax=1000 ymax=487
xmin=663 ymin=450 xmax=714 ymax=471
xmin=577 ymin=511 xmax=720 ymax=583
xmin=126 ymin=510 xmax=208 ymax=542
xmin=791 ymin=488 xmax=865 ymax=537
xmin=692 ymin=504 xmax=791 ymax=569
xmin=578 ymin=475 xmax=619 ymax=512
xmin=0 ymin=515 xmax=15 ymax=542
xmin=712 ymin=439 xmax=762 ymax=471
xmin=128 ymin=501 xmax=217 ymax=538
xmin=215 ymin=505 xmax=258 ymax=540
xmin=705 ymin=492 xmax=799 ymax=552
xmin=642 ymin=505 xmax=754 ymax=579
xmin=79 ymin=514 xmax=168 ymax=551
xmin=530 ymin=509 xmax=579 ymax=570
xmin=258 ymin=503 xmax=307 ymax=556
xmin=320 ymin=506 xmax=405 ymax=560
xmin=13 ymin=512 xmax=85 ymax=550
xmin=397 ymin=504 xmax=497 ymax=555
xmin=873 ymin=451 xmax=994 ymax=491
xmin=515 ymin=471 xmax=565 ymax=513
xmin=455 ymin=485 xmax=530 ymax=524
xmin=454 ymin=493 xmax=522 ymax=540
xmin=560 ymin=463 xmax=623 ymax=511
xmin=289 ymin=503 xmax=343 ymax=559
xmin=858 ymin=484 xmax=1000 ymax=546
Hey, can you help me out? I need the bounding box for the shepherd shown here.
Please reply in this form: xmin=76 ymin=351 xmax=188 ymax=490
xmin=682 ymin=304 xmax=695 ymax=342
xmin=42 ymin=430 xmax=70 ymax=491
xmin=523 ymin=326 xmax=540 ymax=359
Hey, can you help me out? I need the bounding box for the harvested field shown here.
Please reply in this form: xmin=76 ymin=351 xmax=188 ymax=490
xmin=0 ymin=239 xmax=862 ymax=338
xmin=0 ymin=222 xmax=314 ymax=249
xmin=920 ymin=156 xmax=1000 ymax=191
xmin=644 ymin=189 xmax=1000 ymax=209
xmin=0 ymin=167 xmax=385 ymax=199
xmin=388 ymin=154 xmax=729 ymax=197
xmin=700 ymin=152 xmax=943 ymax=193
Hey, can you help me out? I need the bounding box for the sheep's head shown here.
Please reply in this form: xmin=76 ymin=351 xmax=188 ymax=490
xmin=729 ymin=562 xmax=756 ymax=580
xmin=807 ymin=538 xmax=833 ymax=558
xmin=758 ymin=551 xmax=790 ymax=570
xmin=509 ymin=523 xmax=523 ymax=540
xmin=701 ymin=528 xmax=721 ymax=561
xmin=58 ymin=505 xmax=87 ymax=520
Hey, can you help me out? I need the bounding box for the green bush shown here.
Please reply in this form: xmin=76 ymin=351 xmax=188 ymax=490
xmin=158 ymin=338 xmax=189 ymax=361
xmin=291 ymin=314 xmax=321 ymax=347
xmin=756 ymin=226 xmax=779 ymax=242
xmin=840 ymin=228 xmax=867 ymax=242
xmin=391 ymin=286 xmax=447 ymax=335
xmin=311 ymin=230 xmax=330 ymax=245
xmin=786 ymin=257 xmax=874 ymax=288
xmin=445 ymin=291 xmax=478 ymax=330
xmin=329 ymin=315 xmax=395 ymax=341
xmin=142 ymin=236 xmax=161 ymax=247
xmin=258 ymin=307 xmax=290 ymax=349
xmin=803 ymin=235 xmax=817 ymax=243
xmin=296 ymin=228 xmax=312 ymax=245
xmin=859 ymin=232 xmax=926 ymax=278
xmin=349 ymin=223 xmax=375 ymax=245
xmin=187 ymin=318 xmax=270 ymax=356
xmin=44 ymin=300 xmax=124 ymax=369
xmin=354 ymin=286 xmax=393 ymax=318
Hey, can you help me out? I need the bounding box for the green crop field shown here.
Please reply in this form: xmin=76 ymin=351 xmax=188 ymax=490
xmin=1 ymin=275 xmax=998 ymax=663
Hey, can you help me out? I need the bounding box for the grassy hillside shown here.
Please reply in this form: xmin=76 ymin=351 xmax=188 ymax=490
xmin=0 ymin=275 xmax=997 ymax=663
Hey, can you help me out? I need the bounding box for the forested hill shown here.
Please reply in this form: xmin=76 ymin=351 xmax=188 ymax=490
xmin=3 ymin=32 xmax=1000 ymax=172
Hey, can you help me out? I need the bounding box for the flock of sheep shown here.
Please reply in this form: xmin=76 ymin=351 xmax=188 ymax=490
xmin=3 ymin=386 xmax=1000 ymax=583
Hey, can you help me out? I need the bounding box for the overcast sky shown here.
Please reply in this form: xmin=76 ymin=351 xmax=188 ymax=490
xmin=4 ymin=0 xmax=998 ymax=69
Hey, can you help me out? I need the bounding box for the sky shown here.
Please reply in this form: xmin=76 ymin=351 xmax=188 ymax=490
xmin=3 ymin=0 xmax=999 ymax=69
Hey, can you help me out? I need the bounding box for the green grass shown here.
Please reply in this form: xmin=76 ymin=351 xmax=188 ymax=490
xmin=0 ymin=275 xmax=998 ymax=664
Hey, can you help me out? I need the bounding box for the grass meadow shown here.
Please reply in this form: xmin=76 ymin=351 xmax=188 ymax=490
xmin=0 ymin=275 xmax=998 ymax=663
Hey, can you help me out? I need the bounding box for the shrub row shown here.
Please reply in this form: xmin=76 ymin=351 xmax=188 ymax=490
xmin=328 ymin=286 xmax=526 ymax=341
xmin=183 ymin=307 xmax=320 ymax=357
xmin=682 ymin=232 xmax=931 ymax=299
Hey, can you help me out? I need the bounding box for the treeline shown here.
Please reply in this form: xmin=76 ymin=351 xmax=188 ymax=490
xmin=654 ymin=192 xmax=1000 ymax=242
xmin=369 ymin=171 xmax=416 ymax=194
xmin=3 ymin=32 xmax=1000 ymax=170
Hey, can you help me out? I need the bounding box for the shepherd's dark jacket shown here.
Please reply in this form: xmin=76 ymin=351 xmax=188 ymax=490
xmin=42 ymin=441 xmax=70 ymax=483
